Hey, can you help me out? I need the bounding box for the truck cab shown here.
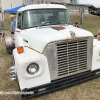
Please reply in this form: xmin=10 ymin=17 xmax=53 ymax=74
xmin=8 ymin=4 xmax=100 ymax=100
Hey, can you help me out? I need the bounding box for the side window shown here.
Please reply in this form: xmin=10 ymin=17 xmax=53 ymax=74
xmin=17 ymin=13 xmax=21 ymax=29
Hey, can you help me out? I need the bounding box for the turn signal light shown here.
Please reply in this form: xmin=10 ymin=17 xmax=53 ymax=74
xmin=22 ymin=4 xmax=25 ymax=7
xmin=37 ymin=1 xmax=40 ymax=4
xmin=64 ymin=4 xmax=67 ymax=6
xmin=17 ymin=47 xmax=24 ymax=54
xmin=54 ymin=1 xmax=56 ymax=4
xmin=98 ymin=36 xmax=100 ymax=40
xmin=46 ymin=1 xmax=48 ymax=4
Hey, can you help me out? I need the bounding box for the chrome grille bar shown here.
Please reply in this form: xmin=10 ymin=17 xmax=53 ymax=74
xmin=57 ymin=39 xmax=88 ymax=77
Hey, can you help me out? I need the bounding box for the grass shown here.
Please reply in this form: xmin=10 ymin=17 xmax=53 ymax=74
xmin=70 ymin=14 xmax=100 ymax=35
xmin=0 ymin=14 xmax=100 ymax=100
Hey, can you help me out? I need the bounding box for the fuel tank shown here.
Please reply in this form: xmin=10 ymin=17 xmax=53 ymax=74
xmin=4 ymin=34 xmax=15 ymax=54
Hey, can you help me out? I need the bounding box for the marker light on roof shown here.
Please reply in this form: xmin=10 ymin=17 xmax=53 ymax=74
xmin=22 ymin=4 xmax=25 ymax=7
xmin=46 ymin=1 xmax=48 ymax=4
xmin=37 ymin=1 xmax=40 ymax=4
xmin=64 ymin=4 xmax=67 ymax=6
xmin=54 ymin=1 xmax=56 ymax=4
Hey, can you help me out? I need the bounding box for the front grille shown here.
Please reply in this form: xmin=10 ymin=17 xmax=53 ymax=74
xmin=57 ymin=39 xmax=88 ymax=77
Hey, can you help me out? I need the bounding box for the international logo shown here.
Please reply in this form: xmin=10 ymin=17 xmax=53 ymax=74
xmin=70 ymin=32 xmax=75 ymax=38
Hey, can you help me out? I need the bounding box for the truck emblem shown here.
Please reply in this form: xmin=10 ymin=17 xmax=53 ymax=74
xmin=70 ymin=32 xmax=75 ymax=38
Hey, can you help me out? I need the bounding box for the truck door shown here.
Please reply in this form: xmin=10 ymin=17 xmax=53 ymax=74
xmin=15 ymin=13 xmax=24 ymax=47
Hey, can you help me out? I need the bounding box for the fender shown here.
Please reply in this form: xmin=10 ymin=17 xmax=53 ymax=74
xmin=92 ymin=39 xmax=100 ymax=70
xmin=13 ymin=47 xmax=51 ymax=90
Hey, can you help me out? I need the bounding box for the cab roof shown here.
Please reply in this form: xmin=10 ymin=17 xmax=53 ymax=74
xmin=17 ymin=4 xmax=67 ymax=13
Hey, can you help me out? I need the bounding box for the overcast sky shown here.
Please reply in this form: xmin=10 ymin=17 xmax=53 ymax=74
xmin=79 ymin=0 xmax=100 ymax=7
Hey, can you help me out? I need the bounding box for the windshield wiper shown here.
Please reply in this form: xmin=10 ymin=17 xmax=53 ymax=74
xmin=39 ymin=21 xmax=51 ymax=27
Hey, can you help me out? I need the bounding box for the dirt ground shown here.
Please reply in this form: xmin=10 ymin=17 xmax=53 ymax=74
xmin=0 ymin=14 xmax=100 ymax=100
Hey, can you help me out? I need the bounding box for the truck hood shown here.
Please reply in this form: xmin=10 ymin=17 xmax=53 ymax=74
xmin=23 ymin=25 xmax=93 ymax=53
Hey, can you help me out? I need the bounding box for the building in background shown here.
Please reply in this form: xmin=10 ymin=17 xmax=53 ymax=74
xmin=70 ymin=0 xmax=79 ymax=3
xmin=0 ymin=0 xmax=23 ymax=11
xmin=24 ymin=0 xmax=79 ymax=5
xmin=0 ymin=0 xmax=79 ymax=11
xmin=0 ymin=0 xmax=71 ymax=11
xmin=0 ymin=0 xmax=97 ymax=14
xmin=24 ymin=0 xmax=70 ymax=5
xmin=22 ymin=0 xmax=94 ymax=14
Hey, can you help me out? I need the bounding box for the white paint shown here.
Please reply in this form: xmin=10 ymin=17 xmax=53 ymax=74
xmin=92 ymin=39 xmax=100 ymax=70
xmin=18 ymin=4 xmax=67 ymax=13
xmin=15 ymin=25 xmax=93 ymax=53
xmin=13 ymin=4 xmax=100 ymax=91
xmin=13 ymin=47 xmax=51 ymax=90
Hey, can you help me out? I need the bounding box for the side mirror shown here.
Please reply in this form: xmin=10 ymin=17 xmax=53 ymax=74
xmin=94 ymin=35 xmax=97 ymax=37
xmin=94 ymin=34 xmax=100 ymax=38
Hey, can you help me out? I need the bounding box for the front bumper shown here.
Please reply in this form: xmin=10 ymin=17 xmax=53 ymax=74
xmin=21 ymin=68 xmax=100 ymax=100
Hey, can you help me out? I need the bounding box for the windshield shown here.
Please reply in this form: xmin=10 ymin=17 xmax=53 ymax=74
xmin=22 ymin=9 xmax=72 ymax=29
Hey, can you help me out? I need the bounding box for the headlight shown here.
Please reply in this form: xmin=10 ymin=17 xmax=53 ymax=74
xmin=27 ymin=63 xmax=39 ymax=75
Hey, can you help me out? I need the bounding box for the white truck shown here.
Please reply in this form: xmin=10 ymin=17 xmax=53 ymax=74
xmin=5 ymin=4 xmax=100 ymax=100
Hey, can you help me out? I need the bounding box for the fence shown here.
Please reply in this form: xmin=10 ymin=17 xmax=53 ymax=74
xmin=68 ymin=10 xmax=89 ymax=14
xmin=68 ymin=10 xmax=79 ymax=14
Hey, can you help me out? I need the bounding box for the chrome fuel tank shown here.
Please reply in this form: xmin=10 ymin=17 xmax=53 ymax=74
xmin=4 ymin=34 xmax=15 ymax=54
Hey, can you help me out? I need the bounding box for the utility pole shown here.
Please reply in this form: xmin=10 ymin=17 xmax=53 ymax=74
xmin=80 ymin=11 xmax=83 ymax=24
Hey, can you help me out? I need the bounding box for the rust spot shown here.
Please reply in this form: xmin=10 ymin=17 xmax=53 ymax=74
xmin=67 ymin=37 xmax=70 ymax=39
xmin=51 ymin=26 xmax=65 ymax=31
xmin=23 ymin=88 xmax=28 ymax=90
xmin=75 ymin=37 xmax=79 ymax=38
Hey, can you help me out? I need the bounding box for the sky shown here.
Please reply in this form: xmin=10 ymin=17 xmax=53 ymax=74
xmin=79 ymin=0 xmax=100 ymax=7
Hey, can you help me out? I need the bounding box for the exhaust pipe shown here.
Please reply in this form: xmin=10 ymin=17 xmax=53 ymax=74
xmin=10 ymin=66 xmax=15 ymax=70
xmin=10 ymin=75 xmax=16 ymax=77
xmin=10 ymin=66 xmax=16 ymax=81
xmin=10 ymin=71 xmax=15 ymax=73
xmin=11 ymin=78 xmax=16 ymax=81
